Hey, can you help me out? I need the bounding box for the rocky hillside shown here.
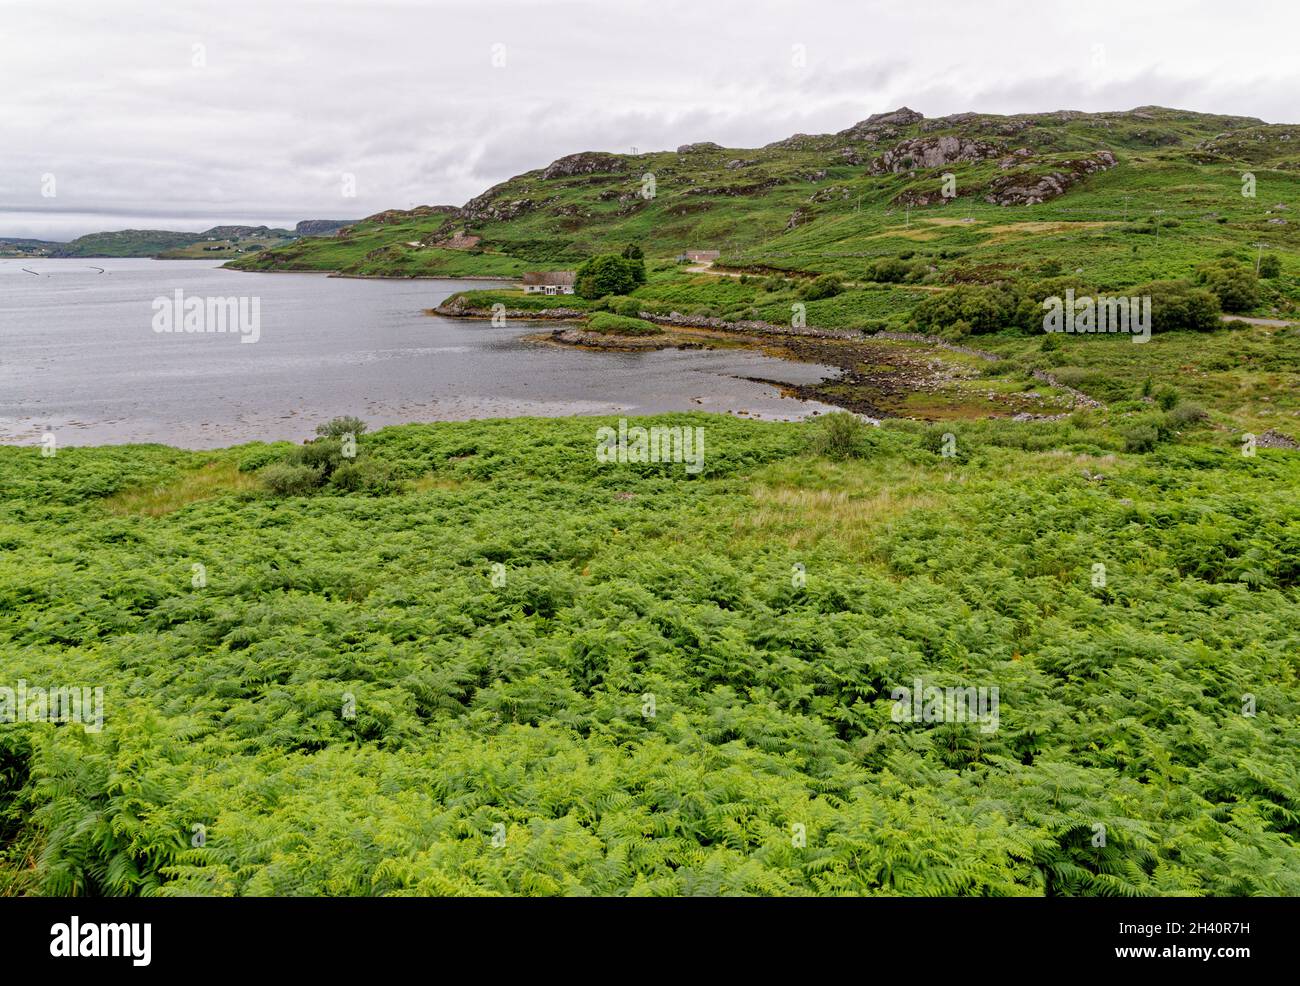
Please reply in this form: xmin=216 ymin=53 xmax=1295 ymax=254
xmin=226 ymin=106 xmax=1292 ymax=279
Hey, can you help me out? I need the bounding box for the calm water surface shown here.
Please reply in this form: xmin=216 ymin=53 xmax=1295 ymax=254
xmin=0 ymin=258 xmax=839 ymax=447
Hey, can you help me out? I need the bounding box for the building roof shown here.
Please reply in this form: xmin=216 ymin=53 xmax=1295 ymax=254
xmin=521 ymin=271 xmax=576 ymax=285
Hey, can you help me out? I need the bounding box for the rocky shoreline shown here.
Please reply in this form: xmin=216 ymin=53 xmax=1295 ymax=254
xmin=431 ymin=298 xmax=1095 ymax=421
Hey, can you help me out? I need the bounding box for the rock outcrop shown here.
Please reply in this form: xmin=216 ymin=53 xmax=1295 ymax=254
xmin=868 ymin=135 xmax=1003 ymax=174
xmin=459 ymin=186 xmax=538 ymax=223
xmin=983 ymin=151 xmax=1118 ymax=205
xmin=1257 ymin=429 xmax=1300 ymax=449
xmin=294 ymin=219 xmax=358 ymax=237
xmin=837 ymin=107 xmax=925 ymax=143
xmin=540 ymin=151 xmax=627 ymax=180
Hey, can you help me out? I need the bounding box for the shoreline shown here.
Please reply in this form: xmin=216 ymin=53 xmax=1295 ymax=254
xmin=431 ymin=301 xmax=1093 ymax=421
xmin=221 ymin=263 xmax=517 ymax=281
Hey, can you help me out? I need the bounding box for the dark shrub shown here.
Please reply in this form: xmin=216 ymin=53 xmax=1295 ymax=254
xmin=812 ymin=412 xmax=875 ymax=460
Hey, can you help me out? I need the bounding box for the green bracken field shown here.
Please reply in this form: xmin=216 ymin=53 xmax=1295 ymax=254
xmin=1 ymin=397 xmax=1298 ymax=895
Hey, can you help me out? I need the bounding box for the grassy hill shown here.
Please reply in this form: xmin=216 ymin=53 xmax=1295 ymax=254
xmin=227 ymin=107 xmax=1298 ymax=314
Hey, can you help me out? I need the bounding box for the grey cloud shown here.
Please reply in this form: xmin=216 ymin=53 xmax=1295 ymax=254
xmin=2 ymin=0 xmax=1296 ymax=239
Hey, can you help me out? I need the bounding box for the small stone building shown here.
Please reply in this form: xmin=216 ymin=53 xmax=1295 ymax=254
xmin=682 ymin=250 xmax=720 ymax=263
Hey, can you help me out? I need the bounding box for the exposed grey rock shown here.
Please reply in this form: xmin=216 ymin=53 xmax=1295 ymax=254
xmin=869 ymin=135 xmax=1003 ymax=174
xmin=539 ymin=151 xmax=627 ymax=180
xmin=837 ymin=107 xmax=924 ymax=143
xmin=863 ymin=106 xmax=924 ymax=127
xmin=984 ymin=151 xmax=1117 ymax=205
xmin=997 ymin=148 xmax=1034 ymax=169
xmin=785 ymin=205 xmax=814 ymax=230
xmin=1258 ymin=429 xmax=1300 ymax=449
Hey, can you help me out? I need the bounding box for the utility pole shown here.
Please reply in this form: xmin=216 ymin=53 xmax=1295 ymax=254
xmin=1256 ymin=241 xmax=1267 ymax=274
xmin=905 ymin=203 xmax=910 ymax=227
xmin=1122 ymin=195 xmax=1131 ymax=221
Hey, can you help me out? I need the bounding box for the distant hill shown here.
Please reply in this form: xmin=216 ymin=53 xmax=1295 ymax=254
xmin=0 ymin=236 xmax=61 ymax=257
xmin=0 ymin=220 xmax=360 ymax=259
xmin=51 ymin=229 xmax=227 ymax=258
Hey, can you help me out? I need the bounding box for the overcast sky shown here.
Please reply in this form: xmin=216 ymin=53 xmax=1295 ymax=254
xmin=2 ymin=0 xmax=1297 ymax=240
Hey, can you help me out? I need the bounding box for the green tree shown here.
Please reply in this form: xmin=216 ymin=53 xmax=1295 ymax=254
xmin=575 ymin=254 xmax=643 ymax=298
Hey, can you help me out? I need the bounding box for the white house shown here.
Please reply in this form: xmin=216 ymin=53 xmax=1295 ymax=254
xmin=521 ymin=271 xmax=576 ymax=295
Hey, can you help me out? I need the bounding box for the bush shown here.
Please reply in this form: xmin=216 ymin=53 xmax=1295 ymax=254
xmin=911 ymin=283 xmax=1024 ymax=335
xmin=612 ymin=296 xmax=642 ymax=318
xmin=1122 ymin=423 xmax=1160 ymax=453
xmin=259 ymin=463 xmax=324 ymax=495
xmin=259 ymin=417 xmax=386 ymax=495
xmin=1133 ymin=279 xmax=1222 ymax=332
xmin=1259 ymin=254 xmax=1282 ymax=279
xmin=1195 ymin=260 xmax=1260 ymax=313
xmin=864 ymin=258 xmax=914 ymax=283
xmin=327 ymin=459 xmax=400 ymax=494
xmin=1154 ymin=385 xmax=1180 ymax=411
xmin=289 ymin=437 xmax=345 ymax=473
xmin=812 ymin=412 xmax=874 ymax=460
xmin=587 ymin=312 xmax=663 ymax=337
xmin=800 ymin=274 xmax=843 ymax=301
xmin=1165 ymin=403 xmax=1209 ymax=428
xmin=316 ymin=416 xmax=368 ymax=440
